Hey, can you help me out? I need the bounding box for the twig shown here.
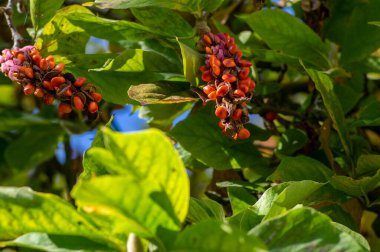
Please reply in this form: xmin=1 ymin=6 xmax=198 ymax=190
xmin=2 ymin=0 xmax=24 ymax=48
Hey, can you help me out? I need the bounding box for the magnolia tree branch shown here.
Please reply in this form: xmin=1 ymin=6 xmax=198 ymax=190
xmin=1 ymin=0 xmax=24 ymax=48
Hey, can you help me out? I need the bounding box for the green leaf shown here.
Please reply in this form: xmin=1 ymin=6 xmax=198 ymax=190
xmin=76 ymin=128 xmax=190 ymax=249
xmin=170 ymin=104 xmax=265 ymax=169
xmin=330 ymin=169 xmax=380 ymax=197
xmin=187 ymin=198 xmax=225 ymax=223
xmin=4 ymin=126 xmax=64 ymax=170
xmin=248 ymin=207 xmax=370 ymax=252
xmin=303 ymin=65 xmax=352 ymax=158
xmin=324 ymin=0 xmax=380 ymax=65
xmin=128 ymin=82 xmax=197 ymax=105
xmin=318 ymin=205 xmax=358 ymax=232
xmin=228 ymin=207 xmax=262 ymax=232
xmin=253 ymin=49 xmax=300 ymax=66
xmin=139 ymin=103 xmax=192 ymax=130
xmin=227 ymin=187 xmax=257 ymax=215
xmin=334 ymin=85 xmax=362 ymax=114
xmin=276 ymin=128 xmax=308 ymax=155
xmin=131 ymin=7 xmax=193 ymax=37
xmin=0 ymin=85 xmax=17 ymax=107
xmin=356 ymin=154 xmax=380 ymax=176
xmin=333 ymin=222 xmax=371 ymax=251
xmin=240 ymin=9 xmax=330 ymax=69
xmin=30 ymin=0 xmax=64 ymax=33
xmin=0 ymin=111 xmax=53 ymax=132
xmin=0 ymin=187 xmax=120 ymax=248
xmin=351 ymin=101 xmax=380 ymax=127
xmin=172 ymin=220 xmax=267 ymax=252
xmin=67 ymin=12 xmax=155 ymax=41
xmin=94 ymin=0 xmax=224 ymax=13
xmin=269 ymin=156 xmax=333 ymax=183
xmin=177 ymin=39 xmax=202 ymax=86
xmin=72 ymin=176 xmax=180 ymax=250
xmin=36 ymin=5 xmax=92 ymax=55
xmin=1 ymin=232 xmax=114 ymax=252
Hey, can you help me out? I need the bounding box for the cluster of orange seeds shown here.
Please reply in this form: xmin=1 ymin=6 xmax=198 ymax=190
xmin=199 ymin=33 xmax=256 ymax=140
xmin=0 ymin=46 xmax=102 ymax=116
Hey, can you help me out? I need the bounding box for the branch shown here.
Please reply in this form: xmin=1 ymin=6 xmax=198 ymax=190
xmin=1 ymin=0 xmax=24 ymax=48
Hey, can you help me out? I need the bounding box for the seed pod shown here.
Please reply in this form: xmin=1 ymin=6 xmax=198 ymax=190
xmin=73 ymin=95 xmax=84 ymax=111
xmin=91 ymin=92 xmax=103 ymax=103
xmin=34 ymin=87 xmax=45 ymax=98
xmin=207 ymin=91 xmax=217 ymax=100
xmin=232 ymin=108 xmax=243 ymax=120
xmin=203 ymin=85 xmax=216 ymax=95
xmin=237 ymin=128 xmax=250 ymax=140
xmin=54 ymin=63 xmax=65 ymax=71
xmin=216 ymin=84 xmax=229 ymax=97
xmin=59 ymin=102 xmax=72 ymax=114
xmin=223 ymin=58 xmax=236 ymax=68
xmin=74 ymin=77 xmax=87 ymax=87
xmin=88 ymin=102 xmax=99 ymax=113
xmin=222 ymin=74 xmax=237 ymax=83
xmin=215 ymin=106 xmax=228 ymax=119
xmin=202 ymin=71 xmax=212 ymax=82
xmin=51 ymin=76 xmax=66 ymax=88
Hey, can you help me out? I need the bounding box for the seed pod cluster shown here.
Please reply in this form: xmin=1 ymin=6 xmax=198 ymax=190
xmin=199 ymin=33 xmax=256 ymax=140
xmin=0 ymin=46 xmax=102 ymax=116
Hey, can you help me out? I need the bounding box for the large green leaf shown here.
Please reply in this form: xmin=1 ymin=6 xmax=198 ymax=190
xmin=4 ymin=126 xmax=64 ymax=171
xmin=269 ymin=156 xmax=333 ymax=183
xmin=81 ymin=128 xmax=189 ymax=223
xmin=303 ymin=66 xmax=352 ymax=158
xmin=72 ymin=176 xmax=180 ymax=250
xmin=276 ymin=128 xmax=308 ymax=155
xmin=94 ymin=0 xmax=224 ymax=13
xmin=248 ymin=207 xmax=370 ymax=252
xmin=128 ymin=82 xmax=197 ymax=104
xmin=131 ymin=7 xmax=193 ymax=37
xmin=356 ymin=154 xmax=380 ymax=176
xmin=0 ymin=111 xmax=54 ymax=132
xmin=170 ymin=104 xmax=265 ymax=169
xmin=67 ymin=12 xmax=155 ymax=41
xmin=172 ymin=220 xmax=267 ymax=252
xmin=227 ymin=187 xmax=257 ymax=215
xmin=324 ymin=0 xmax=380 ymax=65
xmin=30 ymin=0 xmax=64 ymax=33
xmin=351 ymin=101 xmax=380 ymax=127
xmin=0 ymin=232 xmax=114 ymax=252
xmin=0 ymin=187 xmax=120 ymax=249
xmin=35 ymin=5 xmax=92 ymax=55
xmin=240 ymin=9 xmax=330 ymax=69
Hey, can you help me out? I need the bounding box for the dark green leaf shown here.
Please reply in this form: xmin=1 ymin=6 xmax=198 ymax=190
xmin=94 ymin=0 xmax=224 ymax=13
xmin=248 ymin=207 xmax=370 ymax=252
xmin=30 ymin=0 xmax=64 ymax=33
xmin=172 ymin=220 xmax=267 ymax=252
xmin=0 ymin=111 xmax=53 ymax=132
xmin=128 ymin=82 xmax=197 ymax=104
xmin=269 ymin=156 xmax=333 ymax=183
xmin=131 ymin=7 xmax=193 ymax=37
xmin=303 ymin=65 xmax=352 ymax=158
xmin=170 ymin=104 xmax=265 ymax=169
xmin=356 ymin=154 xmax=380 ymax=176
xmin=227 ymin=187 xmax=257 ymax=215
xmin=351 ymin=101 xmax=380 ymax=127
xmin=335 ymin=85 xmax=362 ymax=114
xmin=276 ymin=128 xmax=308 ymax=155
xmin=5 ymin=126 xmax=64 ymax=170
xmin=228 ymin=207 xmax=262 ymax=232
xmin=241 ymin=9 xmax=330 ymax=69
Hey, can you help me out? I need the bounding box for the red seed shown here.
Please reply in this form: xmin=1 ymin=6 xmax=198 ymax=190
xmin=236 ymin=50 xmax=243 ymax=59
xmin=227 ymin=37 xmax=235 ymax=47
xmin=59 ymin=103 xmax=72 ymax=114
xmin=201 ymin=71 xmax=212 ymax=82
xmin=210 ymin=55 xmax=221 ymax=67
xmin=64 ymin=88 xmax=73 ymax=97
xmin=229 ymin=44 xmax=238 ymax=54
xmin=23 ymin=84 xmax=35 ymax=96
xmin=223 ymin=58 xmax=236 ymax=68
xmin=74 ymin=77 xmax=87 ymax=87
xmin=239 ymin=78 xmax=251 ymax=86
xmin=239 ymin=67 xmax=250 ymax=79
xmin=215 ymin=106 xmax=228 ymax=119
xmin=54 ymin=63 xmax=65 ymax=71
xmin=16 ymin=53 xmax=25 ymax=61
xmin=205 ymin=47 xmax=212 ymax=54
xmin=44 ymin=94 xmax=54 ymax=105
xmin=46 ymin=55 xmax=55 ymax=69
xmin=218 ymin=121 xmax=225 ymax=130
xmin=222 ymin=74 xmax=237 ymax=83
xmin=39 ymin=59 xmax=49 ymax=71
xmin=51 ymin=76 xmax=66 ymax=88
xmin=239 ymin=60 xmax=252 ymax=67
xmin=239 ymin=83 xmax=249 ymax=93
xmin=233 ymin=89 xmax=246 ymax=97
xmin=42 ymin=80 xmax=54 ymax=91
xmin=88 ymin=102 xmax=98 ymax=113
xmin=34 ymin=88 xmax=45 ymax=98
xmin=203 ymin=34 xmax=213 ymax=45
xmin=199 ymin=65 xmax=208 ymax=72
xmin=249 ymin=79 xmax=256 ymax=91
xmin=232 ymin=108 xmax=243 ymax=120
xmin=216 ymin=84 xmax=229 ymax=97
xmin=212 ymin=65 xmax=221 ymax=76
xmin=32 ymin=54 xmax=41 ymax=65
xmin=237 ymin=128 xmax=250 ymax=140
xmin=207 ymin=91 xmax=217 ymax=100
xmin=91 ymin=92 xmax=103 ymax=103
xmin=264 ymin=111 xmax=278 ymax=122
xmin=73 ymin=96 xmax=84 ymax=111
xmin=203 ymin=85 xmax=216 ymax=95
xmin=19 ymin=67 xmax=34 ymax=79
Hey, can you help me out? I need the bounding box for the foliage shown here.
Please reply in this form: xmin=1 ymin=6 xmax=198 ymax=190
xmin=1 ymin=0 xmax=380 ymax=251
